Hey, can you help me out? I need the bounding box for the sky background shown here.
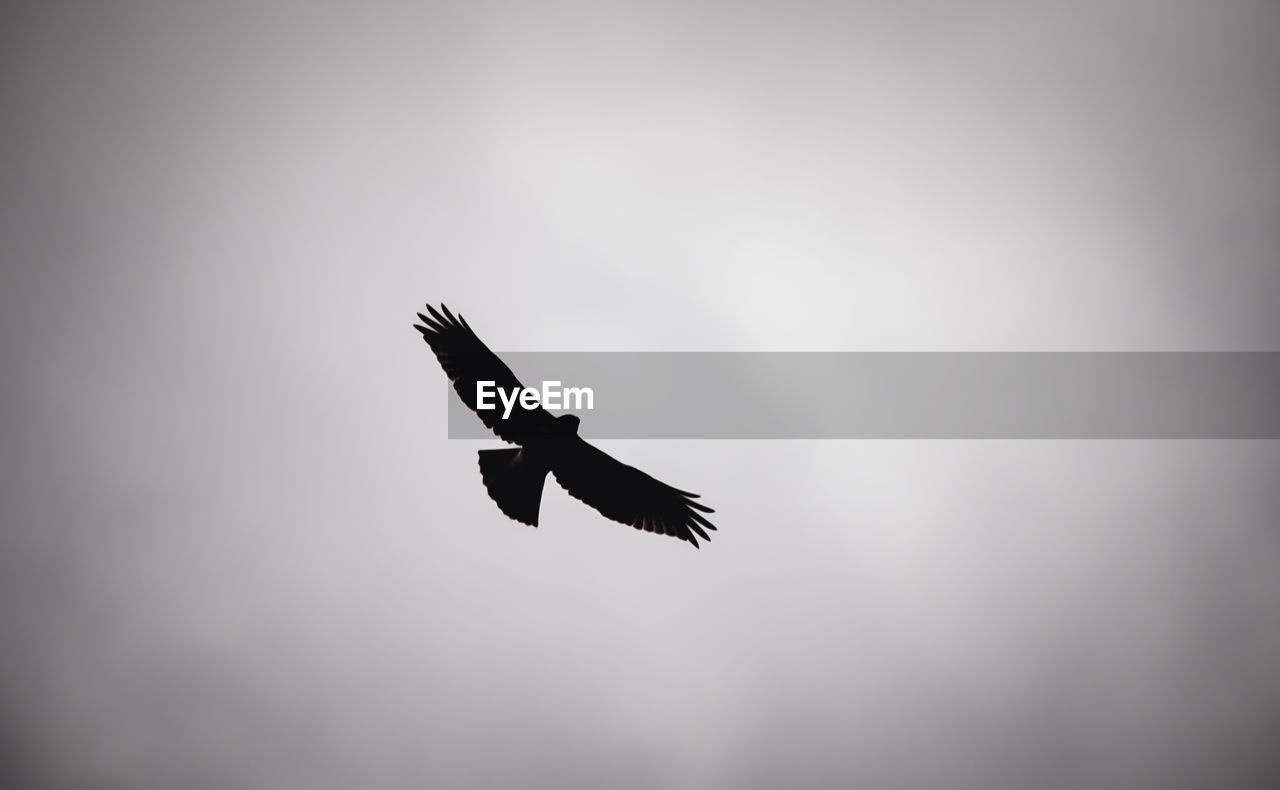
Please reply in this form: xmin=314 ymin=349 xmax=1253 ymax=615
xmin=2 ymin=1 xmax=1279 ymax=788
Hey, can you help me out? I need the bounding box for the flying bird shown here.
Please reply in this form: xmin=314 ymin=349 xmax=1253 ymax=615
xmin=414 ymin=303 xmax=717 ymax=547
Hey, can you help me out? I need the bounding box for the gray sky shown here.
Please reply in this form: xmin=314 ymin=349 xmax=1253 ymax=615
xmin=2 ymin=2 xmax=1278 ymax=788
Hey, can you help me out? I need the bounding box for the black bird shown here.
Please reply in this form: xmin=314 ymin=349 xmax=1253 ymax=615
xmin=414 ymin=303 xmax=717 ymax=547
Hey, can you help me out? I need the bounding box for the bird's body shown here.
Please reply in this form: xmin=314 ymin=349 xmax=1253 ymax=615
xmin=475 ymin=416 xmax=578 ymax=526
xmin=414 ymin=303 xmax=717 ymax=547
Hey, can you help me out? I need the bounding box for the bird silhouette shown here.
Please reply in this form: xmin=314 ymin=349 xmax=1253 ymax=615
xmin=414 ymin=303 xmax=717 ymax=547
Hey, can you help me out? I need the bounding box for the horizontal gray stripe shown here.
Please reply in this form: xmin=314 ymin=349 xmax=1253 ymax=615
xmin=444 ymin=353 xmax=1280 ymax=439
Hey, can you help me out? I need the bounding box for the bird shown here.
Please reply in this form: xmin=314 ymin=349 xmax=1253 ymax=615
xmin=413 ymin=303 xmax=717 ymax=548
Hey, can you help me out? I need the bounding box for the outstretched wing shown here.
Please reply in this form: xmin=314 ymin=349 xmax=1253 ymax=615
xmin=551 ymin=437 xmax=717 ymax=548
xmin=414 ymin=303 xmax=555 ymax=443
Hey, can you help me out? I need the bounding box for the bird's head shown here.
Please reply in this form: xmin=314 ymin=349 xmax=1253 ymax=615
xmin=553 ymin=413 xmax=581 ymax=436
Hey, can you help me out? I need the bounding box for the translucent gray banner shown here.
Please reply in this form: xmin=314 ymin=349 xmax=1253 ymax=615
xmin=444 ymin=353 xmax=1280 ymax=439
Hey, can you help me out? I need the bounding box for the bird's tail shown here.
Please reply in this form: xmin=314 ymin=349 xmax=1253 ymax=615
xmin=477 ymin=448 xmax=549 ymax=527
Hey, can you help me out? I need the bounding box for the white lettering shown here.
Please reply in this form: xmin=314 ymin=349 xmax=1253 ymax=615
xmin=497 ymin=386 xmax=519 ymax=420
xmin=563 ymin=386 xmax=594 ymax=411
xmin=475 ymin=381 xmax=594 ymax=419
xmin=541 ymin=381 xmax=561 ymax=409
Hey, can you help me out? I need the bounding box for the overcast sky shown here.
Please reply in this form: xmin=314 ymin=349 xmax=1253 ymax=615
xmin=2 ymin=2 xmax=1278 ymax=788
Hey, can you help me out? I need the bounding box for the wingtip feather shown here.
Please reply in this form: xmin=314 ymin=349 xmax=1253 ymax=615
xmin=424 ymin=304 xmax=447 ymax=325
xmin=690 ymin=511 xmax=717 ymax=531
